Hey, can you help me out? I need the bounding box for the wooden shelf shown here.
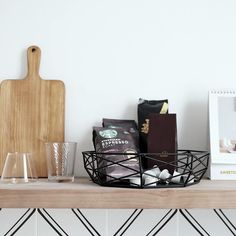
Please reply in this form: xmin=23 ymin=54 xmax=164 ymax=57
xmin=0 ymin=178 xmax=236 ymax=209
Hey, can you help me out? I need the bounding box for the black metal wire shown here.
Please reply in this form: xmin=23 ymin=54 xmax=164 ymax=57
xmin=82 ymin=150 xmax=209 ymax=189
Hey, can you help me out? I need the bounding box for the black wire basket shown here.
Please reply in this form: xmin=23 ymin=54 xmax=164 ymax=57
xmin=82 ymin=150 xmax=209 ymax=188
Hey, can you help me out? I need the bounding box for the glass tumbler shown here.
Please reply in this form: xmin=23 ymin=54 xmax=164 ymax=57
xmin=45 ymin=142 xmax=77 ymax=182
xmin=1 ymin=152 xmax=38 ymax=183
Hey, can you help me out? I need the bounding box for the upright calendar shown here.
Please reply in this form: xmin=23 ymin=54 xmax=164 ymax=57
xmin=209 ymin=90 xmax=236 ymax=179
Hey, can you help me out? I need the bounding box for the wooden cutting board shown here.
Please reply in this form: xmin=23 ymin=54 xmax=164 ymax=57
xmin=0 ymin=46 xmax=65 ymax=177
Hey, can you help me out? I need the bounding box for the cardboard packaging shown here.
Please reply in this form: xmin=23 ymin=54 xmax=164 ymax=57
xmin=147 ymin=114 xmax=177 ymax=174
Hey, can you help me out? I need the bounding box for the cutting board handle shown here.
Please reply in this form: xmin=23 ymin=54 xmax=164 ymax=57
xmin=27 ymin=46 xmax=41 ymax=78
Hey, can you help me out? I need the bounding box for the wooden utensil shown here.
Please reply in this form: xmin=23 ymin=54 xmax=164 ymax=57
xmin=0 ymin=46 xmax=65 ymax=177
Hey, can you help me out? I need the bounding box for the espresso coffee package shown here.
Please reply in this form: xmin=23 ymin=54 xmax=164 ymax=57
xmin=102 ymin=118 xmax=139 ymax=148
xmin=147 ymin=113 xmax=177 ymax=174
xmin=93 ymin=126 xmax=139 ymax=181
xmin=138 ymin=98 xmax=169 ymax=153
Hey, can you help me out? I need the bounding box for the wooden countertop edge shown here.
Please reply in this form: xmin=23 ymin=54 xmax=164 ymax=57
xmin=0 ymin=178 xmax=235 ymax=209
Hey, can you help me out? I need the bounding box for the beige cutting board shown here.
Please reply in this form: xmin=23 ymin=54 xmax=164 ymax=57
xmin=0 ymin=46 xmax=65 ymax=177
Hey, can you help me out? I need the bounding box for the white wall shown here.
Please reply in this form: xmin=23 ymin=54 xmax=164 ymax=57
xmin=1 ymin=0 xmax=236 ymax=176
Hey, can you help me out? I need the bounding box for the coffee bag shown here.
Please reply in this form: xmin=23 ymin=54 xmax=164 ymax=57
xmin=93 ymin=126 xmax=139 ymax=182
xmin=102 ymin=118 xmax=139 ymax=148
xmin=138 ymin=98 xmax=169 ymax=153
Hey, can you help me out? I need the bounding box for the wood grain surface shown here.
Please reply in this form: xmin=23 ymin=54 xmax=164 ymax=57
xmin=0 ymin=46 xmax=65 ymax=177
xmin=0 ymin=178 xmax=235 ymax=209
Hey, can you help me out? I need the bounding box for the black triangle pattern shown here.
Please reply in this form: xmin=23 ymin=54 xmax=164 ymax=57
xmin=3 ymin=208 xmax=36 ymax=236
xmin=146 ymin=209 xmax=177 ymax=236
xmin=214 ymin=209 xmax=236 ymax=235
xmin=38 ymin=208 xmax=69 ymax=236
xmin=179 ymin=209 xmax=210 ymax=236
xmin=180 ymin=209 xmax=236 ymax=236
xmin=71 ymin=209 xmax=102 ymax=236
xmin=1 ymin=208 xmax=236 ymax=235
xmin=113 ymin=209 xmax=143 ymax=236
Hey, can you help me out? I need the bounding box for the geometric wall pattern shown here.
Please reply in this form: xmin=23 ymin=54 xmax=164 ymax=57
xmin=1 ymin=208 xmax=236 ymax=235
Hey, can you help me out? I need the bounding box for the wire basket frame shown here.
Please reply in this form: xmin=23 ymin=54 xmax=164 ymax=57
xmin=82 ymin=150 xmax=209 ymax=188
